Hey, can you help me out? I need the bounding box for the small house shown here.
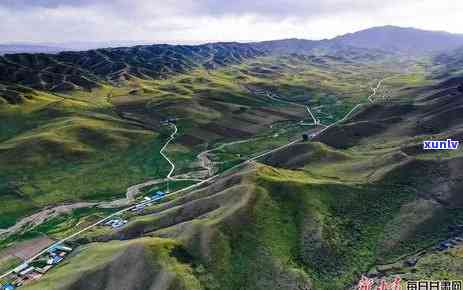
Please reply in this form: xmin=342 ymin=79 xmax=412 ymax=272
xmin=111 ymin=220 xmax=128 ymax=229
xmin=150 ymin=191 xmax=166 ymax=202
xmin=12 ymin=263 xmax=29 ymax=274
xmin=55 ymin=245 xmax=73 ymax=252
xmin=104 ymin=218 xmax=127 ymax=228
xmin=153 ymin=191 xmax=166 ymax=197
xmin=35 ymin=265 xmax=53 ymax=274
xmin=52 ymin=256 xmax=63 ymax=264
xmin=440 ymin=241 xmax=452 ymax=249
xmin=19 ymin=267 xmax=35 ymax=276
xmin=132 ymin=204 xmax=145 ymax=212
xmin=1 ymin=284 xmax=15 ymax=290
xmin=25 ymin=272 xmax=42 ymax=281
xmin=105 ymin=220 xmax=116 ymax=226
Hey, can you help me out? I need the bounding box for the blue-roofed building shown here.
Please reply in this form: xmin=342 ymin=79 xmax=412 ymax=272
xmin=48 ymin=244 xmax=72 ymax=254
xmin=2 ymin=284 xmax=15 ymax=290
xmin=52 ymin=256 xmax=64 ymax=264
xmin=151 ymin=191 xmax=166 ymax=199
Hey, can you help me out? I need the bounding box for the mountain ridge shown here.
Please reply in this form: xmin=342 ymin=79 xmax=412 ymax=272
xmin=2 ymin=26 xmax=463 ymax=95
xmin=0 ymin=42 xmax=265 ymax=93
xmin=330 ymin=25 xmax=463 ymax=53
xmin=3 ymin=25 xmax=463 ymax=55
xmin=2 ymin=23 xmax=463 ymax=290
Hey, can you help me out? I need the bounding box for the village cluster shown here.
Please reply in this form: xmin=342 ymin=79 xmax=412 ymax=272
xmin=0 ymin=190 xmax=167 ymax=289
xmin=1 ymin=244 xmax=73 ymax=290
xmin=103 ymin=191 xmax=166 ymax=228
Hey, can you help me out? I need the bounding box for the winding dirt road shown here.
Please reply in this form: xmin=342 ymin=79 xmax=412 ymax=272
xmin=0 ymin=78 xmax=389 ymax=280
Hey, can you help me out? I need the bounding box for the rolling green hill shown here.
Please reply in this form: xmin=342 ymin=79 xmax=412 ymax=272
xmin=15 ymin=58 xmax=463 ymax=290
xmin=1 ymin=45 xmax=420 ymax=229
xmin=2 ymin=27 xmax=463 ymax=290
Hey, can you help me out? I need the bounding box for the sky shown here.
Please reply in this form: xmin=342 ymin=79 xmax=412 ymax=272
xmin=1 ymin=0 xmax=463 ymax=45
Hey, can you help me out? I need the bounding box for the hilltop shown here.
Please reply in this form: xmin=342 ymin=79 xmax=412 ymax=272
xmin=331 ymin=26 xmax=463 ymax=54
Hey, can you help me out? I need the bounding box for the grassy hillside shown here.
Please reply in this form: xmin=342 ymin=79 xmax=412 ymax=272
xmin=29 ymin=153 xmax=462 ymax=290
xmin=19 ymin=70 xmax=460 ymax=290
xmin=2 ymin=41 xmax=462 ymax=290
xmin=0 ymin=90 xmax=171 ymax=228
xmin=0 ymin=51 xmax=427 ymax=228
xmin=22 ymin=238 xmax=202 ymax=290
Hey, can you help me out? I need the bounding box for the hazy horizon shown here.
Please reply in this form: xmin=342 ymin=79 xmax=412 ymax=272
xmin=2 ymin=25 xmax=463 ymax=50
xmin=1 ymin=0 xmax=463 ymax=44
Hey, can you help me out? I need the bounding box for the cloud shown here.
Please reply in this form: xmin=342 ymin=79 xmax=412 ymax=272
xmin=191 ymin=0 xmax=403 ymax=18
xmin=1 ymin=0 xmax=103 ymax=9
xmin=0 ymin=0 xmax=405 ymax=18
xmin=0 ymin=0 xmax=462 ymax=44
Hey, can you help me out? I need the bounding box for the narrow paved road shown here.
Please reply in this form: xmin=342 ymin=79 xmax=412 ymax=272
xmin=160 ymin=123 xmax=204 ymax=183
xmin=160 ymin=123 xmax=178 ymax=180
xmin=0 ymin=203 xmax=97 ymax=239
xmin=197 ymin=138 xmax=258 ymax=176
xmin=265 ymin=91 xmax=320 ymax=125
xmin=368 ymin=77 xmax=389 ymax=104
xmin=315 ymin=78 xmax=387 ymax=136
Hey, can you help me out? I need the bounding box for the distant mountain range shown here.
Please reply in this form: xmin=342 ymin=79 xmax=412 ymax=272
xmin=331 ymin=26 xmax=463 ymax=53
xmin=255 ymin=26 xmax=463 ymax=55
xmin=3 ymin=26 xmax=463 ymax=56
xmin=0 ymin=44 xmax=66 ymax=55
xmin=1 ymin=26 xmax=463 ymax=93
xmin=2 ymin=25 xmax=463 ymax=290
xmin=0 ymin=42 xmax=264 ymax=92
xmin=0 ymin=41 xmax=156 ymax=55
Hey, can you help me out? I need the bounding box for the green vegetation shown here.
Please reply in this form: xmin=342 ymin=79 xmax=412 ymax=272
xmin=1 ymin=49 xmax=428 ymax=228
xmin=194 ymin=151 xmax=462 ymax=290
xmin=22 ymin=238 xmax=202 ymax=290
xmin=209 ymin=123 xmax=309 ymax=168
xmin=35 ymin=207 xmax=117 ymax=239
xmin=0 ymin=256 xmax=21 ymax=275
xmin=0 ymin=126 xmax=169 ymax=228
xmin=201 ymin=166 xmax=414 ymax=289
xmin=0 ymin=54 xmax=372 ymax=227
xmin=1 ymin=42 xmax=458 ymax=290
xmin=0 ymin=207 xmax=117 ymax=257
xmin=412 ymin=249 xmax=463 ymax=281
